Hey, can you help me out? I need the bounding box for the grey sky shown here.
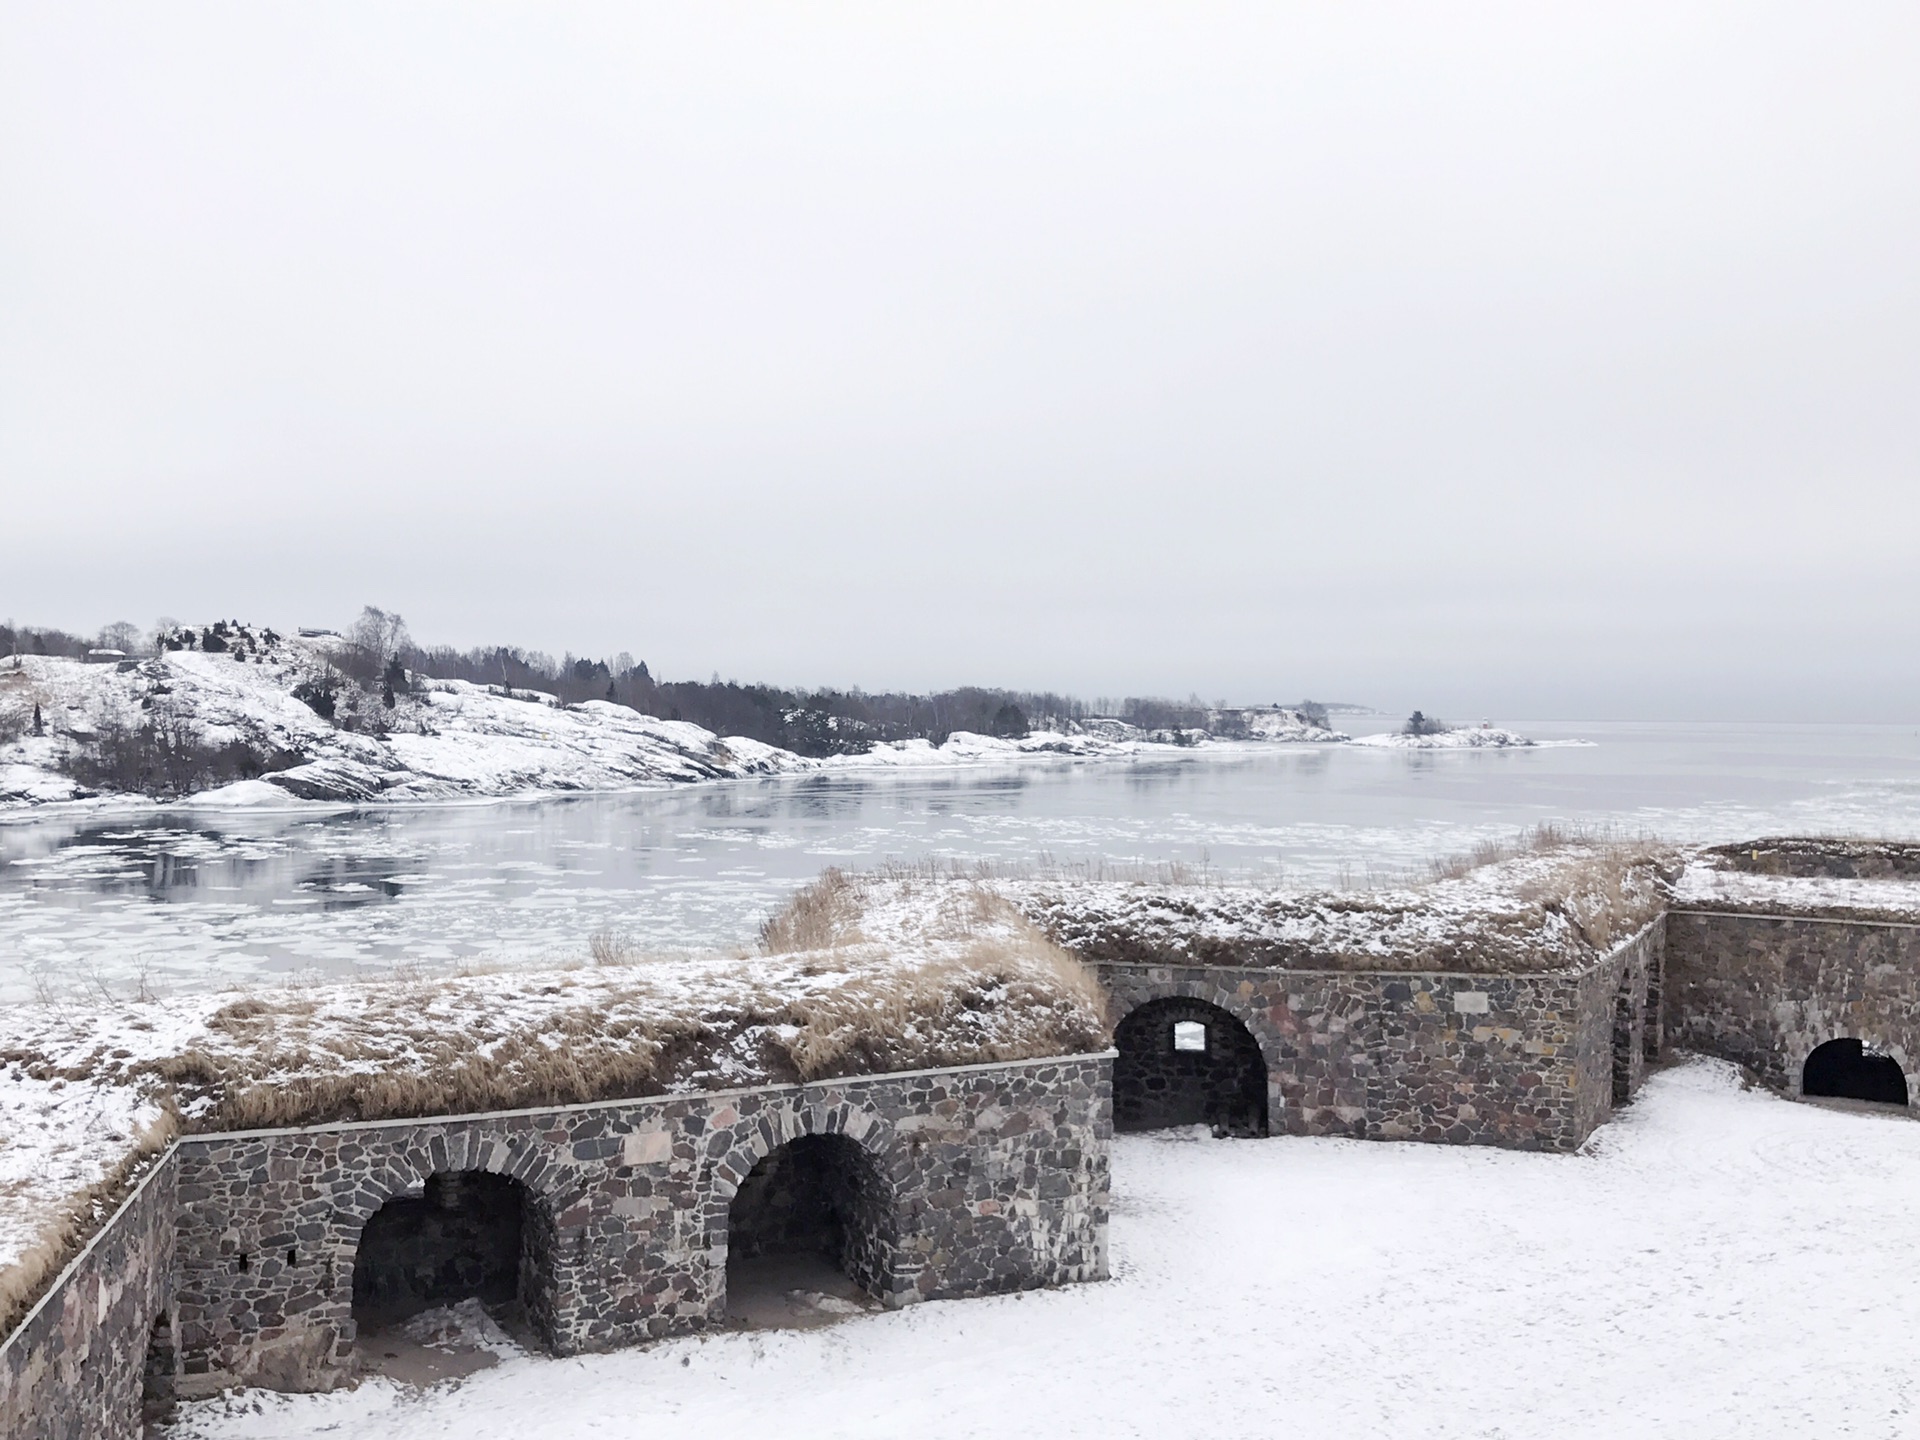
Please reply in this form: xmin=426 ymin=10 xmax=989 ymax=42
xmin=4 ymin=3 xmax=1916 ymax=719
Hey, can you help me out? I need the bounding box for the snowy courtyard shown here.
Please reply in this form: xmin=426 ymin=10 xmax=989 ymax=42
xmin=164 ymin=1058 xmax=1919 ymax=1439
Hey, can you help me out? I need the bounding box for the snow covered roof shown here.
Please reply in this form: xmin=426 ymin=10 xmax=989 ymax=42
xmin=1672 ymin=840 xmax=1920 ymax=923
xmin=1009 ymin=841 xmax=1674 ymax=974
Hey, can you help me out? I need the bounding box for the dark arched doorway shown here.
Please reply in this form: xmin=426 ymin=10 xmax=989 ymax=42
xmin=1611 ymin=978 xmax=1636 ymax=1106
xmin=1113 ymin=997 xmax=1269 ymax=1136
xmin=351 ymin=1170 xmax=554 ymax=1346
xmin=725 ymin=1133 xmax=895 ymax=1325
xmin=1802 ymin=1039 xmax=1909 ymax=1106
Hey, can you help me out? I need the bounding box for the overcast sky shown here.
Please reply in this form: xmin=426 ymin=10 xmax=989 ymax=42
xmin=3 ymin=3 xmax=1916 ymax=719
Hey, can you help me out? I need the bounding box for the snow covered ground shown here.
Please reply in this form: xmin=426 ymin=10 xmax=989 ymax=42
xmin=162 ymin=1059 xmax=1920 ymax=1439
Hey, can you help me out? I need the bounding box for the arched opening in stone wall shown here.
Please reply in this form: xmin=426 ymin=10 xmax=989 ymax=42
xmin=1642 ymin=951 xmax=1664 ymax=1062
xmin=1113 ymin=997 xmax=1268 ymax=1136
xmin=725 ymin=1133 xmax=895 ymax=1327
xmin=351 ymin=1170 xmax=554 ymax=1353
xmin=1611 ymin=977 xmax=1637 ymax=1106
xmin=1802 ymin=1039 xmax=1910 ymax=1107
xmin=140 ymin=1307 xmax=178 ymax=1426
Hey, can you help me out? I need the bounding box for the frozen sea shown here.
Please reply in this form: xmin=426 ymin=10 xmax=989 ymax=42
xmin=3 ymin=720 xmax=1917 ymax=1003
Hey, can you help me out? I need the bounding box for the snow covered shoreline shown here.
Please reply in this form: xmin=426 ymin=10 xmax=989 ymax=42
xmin=0 ymin=647 xmax=1428 ymax=818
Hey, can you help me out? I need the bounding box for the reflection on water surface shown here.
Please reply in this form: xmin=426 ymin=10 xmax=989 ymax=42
xmin=3 ymin=720 xmax=1915 ymax=1001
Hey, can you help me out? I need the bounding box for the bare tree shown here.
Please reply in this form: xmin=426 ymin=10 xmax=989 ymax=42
xmin=349 ymin=606 xmax=409 ymax=661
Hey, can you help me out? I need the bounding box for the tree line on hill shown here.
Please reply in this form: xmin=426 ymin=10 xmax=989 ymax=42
xmin=5 ymin=607 xmax=1340 ymax=763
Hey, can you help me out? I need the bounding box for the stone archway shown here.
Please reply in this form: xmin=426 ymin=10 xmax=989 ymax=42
xmin=706 ymin=1106 xmax=905 ymax=1325
xmin=1611 ymin=974 xmax=1637 ymax=1106
xmin=725 ymin=1134 xmax=896 ymax=1319
xmin=336 ymin=1133 xmax=584 ymax=1362
xmin=350 ymin=1170 xmax=552 ymax=1334
xmin=1802 ymin=1038 xmax=1910 ymax=1106
xmin=1113 ymin=996 xmax=1269 ymax=1136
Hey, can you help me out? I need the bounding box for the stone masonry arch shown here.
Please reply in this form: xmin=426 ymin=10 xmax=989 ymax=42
xmin=1791 ymin=1033 xmax=1916 ymax=1105
xmin=1112 ymin=995 xmax=1269 ymax=1135
xmin=699 ymin=1099 xmax=911 ymax=1311
xmin=1093 ymin=971 xmax=1294 ymax=1131
xmin=330 ymin=1134 xmax=583 ymax=1354
xmin=164 ymin=1057 xmax=1110 ymax=1395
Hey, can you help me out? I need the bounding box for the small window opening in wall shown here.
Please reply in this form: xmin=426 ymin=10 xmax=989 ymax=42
xmin=287 ymin=1248 xmax=297 ymax=1267
xmin=237 ymin=1252 xmax=249 ymax=1273
xmin=1172 ymin=1020 xmax=1207 ymax=1052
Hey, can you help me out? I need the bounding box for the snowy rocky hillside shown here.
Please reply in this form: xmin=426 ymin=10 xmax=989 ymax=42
xmin=1079 ymin=707 xmax=1348 ymax=746
xmin=0 ymin=627 xmax=1359 ymax=810
xmin=0 ymin=631 xmax=814 ymax=808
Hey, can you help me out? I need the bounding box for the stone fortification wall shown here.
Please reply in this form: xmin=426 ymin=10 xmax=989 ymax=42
xmin=171 ymin=1052 xmax=1109 ymax=1394
xmin=0 ymin=1150 xmax=178 ymax=1440
xmin=1666 ymin=909 xmax=1920 ymax=1093
xmin=1096 ymin=921 xmax=1662 ymax=1153
xmin=1565 ymin=917 xmax=1663 ymax=1139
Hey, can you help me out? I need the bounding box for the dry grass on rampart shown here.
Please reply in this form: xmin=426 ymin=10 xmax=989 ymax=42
xmin=757 ymin=869 xmax=1111 ymax=1080
xmin=0 ymin=870 xmax=1112 ymax=1136
xmin=758 ymin=865 xmax=868 ymax=953
xmin=0 ymin=1108 xmax=176 ymax=1339
xmin=1424 ymin=822 xmax=1581 ymax=881
xmin=1507 ymin=836 xmax=1675 ymax=954
xmin=1015 ymin=830 xmax=1680 ymax=974
xmin=163 ymin=997 xmax=715 ymax=1132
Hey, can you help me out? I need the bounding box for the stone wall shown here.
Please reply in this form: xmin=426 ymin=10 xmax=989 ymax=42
xmin=1566 ymin=918 xmax=1662 ymax=1140
xmin=1094 ymin=921 xmax=1662 ymax=1153
xmin=1666 ymin=908 xmax=1920 ymax=1095
xmin=0 ymin=1148 xmax=178 ymax=1440
xmin=171 ymin=1052 xmax=1109 ymax=1394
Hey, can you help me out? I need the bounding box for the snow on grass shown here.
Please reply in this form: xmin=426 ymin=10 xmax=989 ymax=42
xmin=0 ymin=878 xmax=1105 ymax=1135
xmin=1013 ymin=836 xmax=1672 ymax=972
xmin=0 ymin=875 xmax=1105 ymax=1327
xmin=1673 ymin=853 xmax=1920 ymax=921
xmin=159 ymin=1058 xmax=1920 ymax=1439
xmin=0 ymin=1071 xmax=173 ymax=1332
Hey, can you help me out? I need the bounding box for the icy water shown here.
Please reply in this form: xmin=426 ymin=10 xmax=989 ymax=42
xmin=3 ymin=720 xmax=1916 ymax=1002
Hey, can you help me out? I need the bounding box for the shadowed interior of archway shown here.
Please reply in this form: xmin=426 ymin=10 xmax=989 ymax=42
xmin=1113 ymin=997 xmax=1269 ymax=1136
xmin=1803 ymin=1039 xmax=1909 ymax=1106
xmin=725 ymin=1133 xmax=896 ymax=1323
xmin=351 ymin=1170 xmax=555 ymax=1340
